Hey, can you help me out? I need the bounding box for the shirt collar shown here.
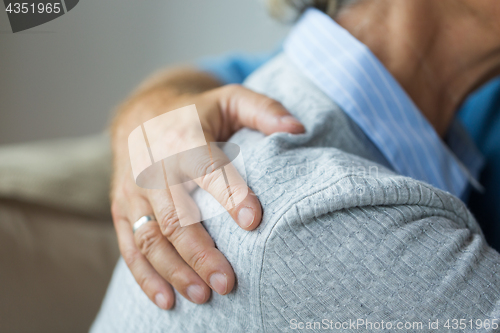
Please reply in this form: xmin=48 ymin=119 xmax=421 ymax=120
xmin=283 ymin=8 xmax=484 ymax=199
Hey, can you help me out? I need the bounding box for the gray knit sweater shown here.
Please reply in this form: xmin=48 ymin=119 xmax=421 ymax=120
xmin=91 ymin=54 xmax=500 ymax=333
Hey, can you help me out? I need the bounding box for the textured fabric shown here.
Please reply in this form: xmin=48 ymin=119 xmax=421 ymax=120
xmin=284 ymin=8 xmax=483 ymax=200
xmin=197 ymin=42 xmax=500 ymax=251
xmin=92 ymin=54 xmax=500 ymax=333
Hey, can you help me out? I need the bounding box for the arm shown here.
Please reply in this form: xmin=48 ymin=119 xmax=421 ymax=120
xmin=110 ymin=67 xmax=305 ymax=310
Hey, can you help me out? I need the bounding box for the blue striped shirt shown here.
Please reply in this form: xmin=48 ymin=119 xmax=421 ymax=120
xmin=283 ymin=8 xmax=483 ymax=200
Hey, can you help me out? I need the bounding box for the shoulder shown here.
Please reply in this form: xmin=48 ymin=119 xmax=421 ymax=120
xmin=254 ymin=150 xmax=495 ymax=332
xmin=241 ymin=130 xmax=475 ymax=233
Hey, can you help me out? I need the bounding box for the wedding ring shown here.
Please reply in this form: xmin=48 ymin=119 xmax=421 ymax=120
xmin=133 ymin=215 xmax=157 ymax=234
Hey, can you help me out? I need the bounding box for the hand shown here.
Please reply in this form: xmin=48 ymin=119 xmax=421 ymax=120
xmin=111 ymin=82 xmax=305 ymax=310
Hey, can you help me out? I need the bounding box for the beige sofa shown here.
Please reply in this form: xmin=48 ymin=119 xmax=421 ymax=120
xmin=0 ymin=134 xmax=119 ymax=333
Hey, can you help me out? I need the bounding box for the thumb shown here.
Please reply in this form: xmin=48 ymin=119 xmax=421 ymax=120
xmin=210 ymin=84 xmax=305 ymax=137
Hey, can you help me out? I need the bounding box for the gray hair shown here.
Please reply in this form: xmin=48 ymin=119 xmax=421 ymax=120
xmin=265 ymin=0 xmax=356 ymax=21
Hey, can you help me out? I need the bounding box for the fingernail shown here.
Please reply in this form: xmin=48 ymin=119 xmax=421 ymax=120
xmin=155 ymin=293 xmax=168 ymax=310
xmin=238 ymin=207 xmax=254 ymax=228
xmin=280 ymin=116 xmax=305 ymax=133
xmin=209 ymin=273 xmax=228 ymax=295
xmin=280 ymin=115 xmax=302 ymax=126
xmin=186 ymin=285 xmax=206 ymax=304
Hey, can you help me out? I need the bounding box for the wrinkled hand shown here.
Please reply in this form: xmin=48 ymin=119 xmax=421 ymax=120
xmin=111 ymin=84 xmax=305 ymax=309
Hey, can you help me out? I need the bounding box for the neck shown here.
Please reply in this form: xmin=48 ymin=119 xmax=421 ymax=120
xmin=336 ymin=0 xmax=500 ymax=136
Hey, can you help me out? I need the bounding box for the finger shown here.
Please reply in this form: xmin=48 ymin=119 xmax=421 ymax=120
xmin=210 ymin=84 xmax=305 ymax=136
xmin=148 ymin=187 xmax=236 ymax=297
xmin=112 ymin=203 xmax=175 ymax=310
xmin=127 ymin=193 xmax=210 ymax=304
xmin=177 ymin=141 xmax=261 ymax=230
xmin=133 ymin=218 xmax=211 ymax=304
